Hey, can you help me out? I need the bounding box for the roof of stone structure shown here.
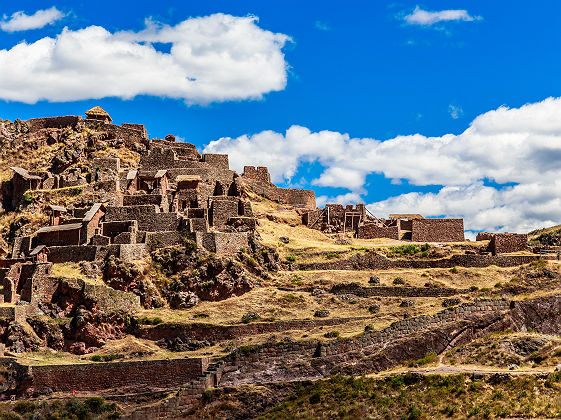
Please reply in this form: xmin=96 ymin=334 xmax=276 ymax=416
xmin=10 ymin=167 xmax=42 ymax=180
xmin=177 ymin=175 xmax=201 ymax=182
xmin=127 ymin=170 xmax=138 ymax=180
xmin=389 ymin=214 xmax=424 ymax=219
xmin=29 ymin=245 xmax=48 ymax=256
xmin=83 ymin=203 xmax=104 ymax=222
xmin=49 ymin=205 xmax=66 ymax=212
xmin=36 ymin=223 xmax=83 ymax=234
xmin=138 ymin=170 xmax=168 ymax=179
xmin=85 ymin=106 xmax=112 ymax=121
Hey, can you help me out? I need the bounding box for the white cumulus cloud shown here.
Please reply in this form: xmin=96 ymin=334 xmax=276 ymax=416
xmin=404 ymin=6 xmax=480 ymax=26
xmin=0 ymin=14 xmax=290 ymax=104
xmin=0 ymin=7 xmax=64 ymax=32
xmin=204 ymin=96 xmax=561 ymax=234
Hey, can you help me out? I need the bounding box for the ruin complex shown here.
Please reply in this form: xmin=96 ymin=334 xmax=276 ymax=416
xmin=0 ymin=107 xmax=553 ymax=418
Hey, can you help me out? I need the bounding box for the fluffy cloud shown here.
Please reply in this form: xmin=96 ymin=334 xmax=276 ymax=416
xmin=0 ymin=14 xmax=290 ymax=104
xmin=204 ymin=96 xmax=561 ymax=234
xmin=403 ymin=6 xmax=480 ymax=26
xmin=0 ymin=7 xmax=64 ymax=32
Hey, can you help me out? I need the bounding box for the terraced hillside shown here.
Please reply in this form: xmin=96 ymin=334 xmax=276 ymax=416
xmin=1 ymin=115 xmax=561 ymax=419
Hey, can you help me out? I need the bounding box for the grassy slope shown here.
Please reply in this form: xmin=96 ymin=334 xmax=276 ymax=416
xmin=259 ymin=373 xmax=561 ymax=419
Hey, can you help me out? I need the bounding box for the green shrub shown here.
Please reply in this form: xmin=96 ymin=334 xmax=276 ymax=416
xmin=14 ymin=401 xmax=36 ymax=414
xmin=286 ymin=255 xmax=297 ymax=263
xmin=393 ymin=277 xmax=405 ymax=285
xmin=279 ymin=294 xmax=304 ymax=304
xmin=403 ymin=405 xmax=422 ymax=420
xmin=241 ymin=313 xmax=261 ymax=323
xmin=183 ymin=239 xmax=197 ymax=252
xmin=450 ymin=267 xmax=458 ymax=274
xmin=408 ymin=352 xmax=437 ymax=367
xmin=90 ymin=355 xmax=102 ymax=362
xmin=309 ymin=392 xmax=321 ymax=404
xmin=326 ymin=253 xmax=338 ymax=259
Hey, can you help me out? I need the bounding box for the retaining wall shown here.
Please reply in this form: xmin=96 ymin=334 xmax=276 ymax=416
xmin=136 ymin=317 xmax=369 ymax=343
xmin=294 ymin=252 xmax=544 ymax=271
xmin=28 ymin=358 xmax=208 ymax=392
xmin=330 ymin=284 xmax=468 ymax=297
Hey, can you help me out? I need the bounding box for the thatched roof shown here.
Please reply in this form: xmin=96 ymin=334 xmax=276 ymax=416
xmin=85 ymin=106 xmax=112 ymax=121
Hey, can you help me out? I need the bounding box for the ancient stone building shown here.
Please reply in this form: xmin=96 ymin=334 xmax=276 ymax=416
xmin=303 ymin=207 xmax=465 ymax=243
xmin=85 ymin=106 xmax=112 ymax=122
xmin=487 ymin=233 xmax=528 ymax=255
xmin=240 ymin=166 xmax=316 ymax=209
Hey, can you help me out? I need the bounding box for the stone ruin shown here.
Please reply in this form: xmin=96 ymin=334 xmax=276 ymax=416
xmin=0 ymin=107 xmax=319 ymax=320
xmin=477 ymin=232 xmax=529 ymax=255
xmin=241 ymin=166 xmax=316 ymax=209
xmin=303 ymin=207 xmax=465 ymax=242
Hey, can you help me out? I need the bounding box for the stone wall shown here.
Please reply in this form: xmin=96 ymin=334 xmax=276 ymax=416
xmin=476 ymin=232 xmax=493 ymax=241
xmin=146 ymin=231 xmax=184 ymax=249
xmin=122 ymin=194 xmax=168 ymax=209
xmin=202 ymin=154 xmax=229 ymax=169
xmin=410 ymin=218 xmax=464 ymax=242
xmin=243 ymin=170 xmax=316 ymax=209
xmin=83 ymin=120 xmax=145 ymax=146
xmin=194 ymin=232 xmax=249 ymax=255
xmin=93 ymin=157 xmax=120 ymax=173
xmin=26 ymin=116 xmax=81 ymax=132
xmin=0 ymin=306 xmax=26 ymax=323
xmin=105 ymin=205 xmax=181 ymax=232
xmin=243 ymin=166 xmax=271 ymax=184
xmin=330 ymin=283 xmax=468 ymax=297
xmin=27 ymin=358 xmax=207 ymax=393
xmin=210 ymin=199 xmax=238 ymax=226
xmin=136 ymin=316 xmax=368 ymax=343
xmin=488 ymin=233 xmax=528 ymax=255
xmin=19 ymin=263 xmax=56 ymax=310
xmin=274 ymin=188 xmax=316 ymax=209
xmin=294 ymin=252 xmax=544 ymax=271
xmin=121 ymin=123 xmax=147 ymax=139
xmin=357 ymin=224 xmax=399 ymax=240
xmin=37 ymin=228 xmax=82 ymax=247
xmin=47 ymin=245 xmax=119 ymax=263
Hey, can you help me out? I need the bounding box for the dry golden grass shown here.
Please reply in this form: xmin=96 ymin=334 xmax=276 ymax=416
xmin=279 ymin=265 xmax=516 ymax=290
xmin=93 ymin=145 xmax=140 ymax=169
xmin=51 ymin=263 xmax=102 ymax=284
xmin=0 ymin=209 xmax=49 ymax=243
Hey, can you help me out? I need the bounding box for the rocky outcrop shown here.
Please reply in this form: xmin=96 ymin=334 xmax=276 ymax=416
xmin=103 ymin=257 xmax=164 ymax=309
xmin=500 ymin=295 xmax=561 ymax=334
xmin=152 ymin=245 xmax=259 ymax=304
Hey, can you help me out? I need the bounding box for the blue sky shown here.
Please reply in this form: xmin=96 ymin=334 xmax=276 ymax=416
xmin=2 ymin=1 xmax=561 ymax=236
